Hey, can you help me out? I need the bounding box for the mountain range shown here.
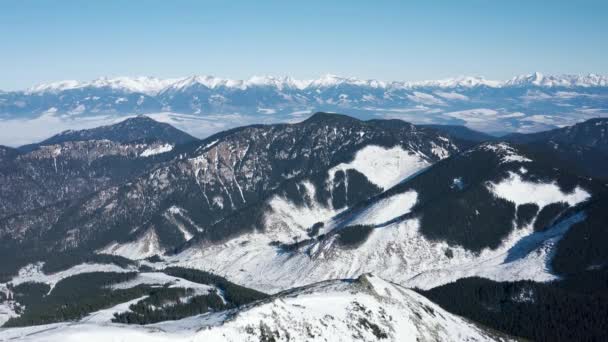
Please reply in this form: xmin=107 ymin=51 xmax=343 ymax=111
xmin=1 ymin=73 xmax=607 ymax=146
xmin=0 ymin=113 xmax=607 ymax=341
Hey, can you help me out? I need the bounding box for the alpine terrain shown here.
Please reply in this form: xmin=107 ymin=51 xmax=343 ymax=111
xmin=0 ymin=113 xmax=606 ymax=341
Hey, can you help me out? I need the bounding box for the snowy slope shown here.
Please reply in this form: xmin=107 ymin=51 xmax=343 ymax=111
xmin=165 ymin=143 xmax=593 ymax=293
xmin=0 ymin=274 xmax=508 ymax=342
xmin=328 ymin=145 xmax=430 ymax=189
xmin=99 ymin=229 xmax=166 ymax=260
xmin=169 ymin=209 xmax=585 ymax=294
xmin=260 ymin=145 xmax=430 ymax=244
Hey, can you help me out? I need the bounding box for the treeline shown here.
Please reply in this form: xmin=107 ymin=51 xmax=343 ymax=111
xmin=112 ymin=288 xmax=226 ymax=324
xmin=419 ymin=271 xmax=608 ymax=341
xmin=552 ymin=196 xmax=608 ymax=276
xmin=163 ymin=267 xmax=267 ymax=306
xmin=4 ymin=272 xmax=143 ymax=327
xmin=337 ymin=224 xmax=374 ymax=247
xmin=41 ymin=253 xmax=137 ymax=274
xmin=113 ymin=267 xmax=268 ymax=325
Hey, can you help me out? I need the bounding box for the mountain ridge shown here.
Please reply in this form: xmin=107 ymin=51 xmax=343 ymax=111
xmin=2 ymin=72 xmax=607 ymax=146
xmin=18 ymin=72 xmax=608 ymax=94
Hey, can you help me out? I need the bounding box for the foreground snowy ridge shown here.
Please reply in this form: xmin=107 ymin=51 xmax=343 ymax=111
xmin=0 ymin=274 xmax=508 ymax=342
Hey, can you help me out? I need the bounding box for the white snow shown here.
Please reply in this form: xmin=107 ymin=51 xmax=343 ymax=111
xmin=480 ymin=142 xmax=532 ymax=164
xmin=328 ymin=145 xmax=430 ymax=190
xmin=487 ymin=172 xmax=590 ymax=208
xmin=28 ymin=76 xmax=180 ymax=95
xmin=163 ymin=206 xmax=195 ymax=241
xmin=140 ymin=143 xmax=174 ymax=157
xmin=434 ymin=91 xmax=469 ymax=101
xmin=82 ymin=296 xmax=148 ymax=324
xmin=0 ymin=301 xmax=19 ymax=326
xmin=264 ymin=181 xmax=339 ymax=242
xmin=204 ymin=139 xmax=219 ymax=149
xmin=407 ymin=91 xmax=446 ymax=106
xmin=345 ymin=191 xmax=418 ymax=227
xmin=99 ymin=229 xmax=165 ymax=260
xmin=451 ymin=177 xmax=464 ymax=190
xmin=109 ymin=272 xmax=214 ymax=294
xmin=406 ymin=213 xmax=586 ymax=289
xmin=430 ymin=142 xmax=450 ymax=159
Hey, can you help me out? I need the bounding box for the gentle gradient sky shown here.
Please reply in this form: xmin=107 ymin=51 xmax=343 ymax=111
xmin=1 ymin=0 xmax=607 ymax=90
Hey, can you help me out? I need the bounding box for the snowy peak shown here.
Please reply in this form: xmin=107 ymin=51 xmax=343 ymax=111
xmin=24 ymin=72 xmax=608 ymax=95
xmin=403 ymin=75 xmax=502 ymax=88
xmin=9 ymin=72 xmax=607 ymax=139
xmin=27 ymin=76 xmax=180 ymax=95
xmin=505 ymin=72 xmax=608 ymax=87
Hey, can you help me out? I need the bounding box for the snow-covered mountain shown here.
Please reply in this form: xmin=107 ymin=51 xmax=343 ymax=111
xmin=164 ymin=141 xmax=602 ymax=293
xmin=0 ymin=113 xmax=607 ymax=340
xmin=0 ymin=113 xmax=463 ymax=274
xmin=0 ymin=116 xmax=197 ymax=219
xmin=0 ymin=274 xmax=508 ymax=342
xmin=1 ymin=72 xmax=607 ymax=146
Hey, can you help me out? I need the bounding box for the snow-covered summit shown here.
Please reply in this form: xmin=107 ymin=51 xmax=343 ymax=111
xmin=505 ymin=72 xmax=608 ymax=87
xmin=27 ymin=76 xmax=180 ymax=95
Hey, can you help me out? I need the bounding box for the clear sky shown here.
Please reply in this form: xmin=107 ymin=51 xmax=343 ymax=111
xmin=1 ymin=0 xmax=607 ymax=90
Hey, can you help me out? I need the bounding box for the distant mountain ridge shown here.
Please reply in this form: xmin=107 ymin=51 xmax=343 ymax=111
xmin=1 ymin=72 xmax=607 ymax=146
xmin=20 ymin=72 xmax=608 ymax=94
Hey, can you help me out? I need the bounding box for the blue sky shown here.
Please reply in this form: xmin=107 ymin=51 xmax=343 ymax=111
xmin=1 ymin=0 xmax=607 ymax=90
